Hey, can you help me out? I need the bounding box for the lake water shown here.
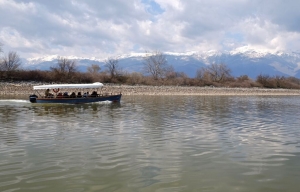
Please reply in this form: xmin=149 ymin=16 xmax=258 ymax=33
xmin=0 ymin=95 xmax=300 ymax=192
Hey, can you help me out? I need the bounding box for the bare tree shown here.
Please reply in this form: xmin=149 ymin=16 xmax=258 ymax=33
xmin=143 ymin=50 xmax=169 ymax=80
xmin=206 ymin=63 xmax=231 ymax=82
xmin=87 ymin=64 xmax=101 ymax=82
xmin=0 ymin=51 xmax=22 ymax=79
xmin=87 ymin=64 xmax=101 ymax=74
xmin=196 ymin=68 xmax=209 ymax=80
xmin=165 ymin=65 xmax=176 ymax=79
xmin=0 ymin=51 xmax=21 ymax=72
xmin=50 ymin=56 xmax=77 ymax=82
xmin=196 ymin=69 xmax=202 ymax=80
xmin=105 ymin=57 xmax=121 ymax=79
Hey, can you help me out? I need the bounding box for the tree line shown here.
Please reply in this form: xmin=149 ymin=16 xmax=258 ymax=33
xmin=1 ymin=43 xmax=300 ymax=89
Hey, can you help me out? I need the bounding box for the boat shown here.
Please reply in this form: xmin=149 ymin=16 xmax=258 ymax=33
xmin=29 ymin=82 xmax=122 ymax=104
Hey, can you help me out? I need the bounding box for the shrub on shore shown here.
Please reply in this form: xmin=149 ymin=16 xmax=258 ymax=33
xmin=1 ymin=69 xmax=300 ymax=89
xmin=256 ymin=74 xmax=300 ymax=89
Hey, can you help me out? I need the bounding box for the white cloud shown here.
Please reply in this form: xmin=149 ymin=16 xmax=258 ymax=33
xmin=0 ymin=27 xmax=46 ymax=56
xmin=0 ymin=0 xmax=299 ymax=58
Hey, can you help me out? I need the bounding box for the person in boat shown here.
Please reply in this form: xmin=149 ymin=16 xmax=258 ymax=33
xmin=91 ymin=91 xmax=98 ymax=97
xmin=57 ymin=92 xmax=63 ymax=98
xmin=70 ymin=92 xmax=76 ymax=98
xmin=77 ymin=92 xmax=82 ymax=98
xmin=63 ymin=92 xmax=69 ymax=97
xmin=45 ymin=89 xmax=53 ymax=97
xmin=83 ymin=92 xmax=89 ymax=97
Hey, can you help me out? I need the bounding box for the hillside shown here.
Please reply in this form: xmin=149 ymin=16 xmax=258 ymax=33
xmin=22 ymin=50 xmax=300 ymax=79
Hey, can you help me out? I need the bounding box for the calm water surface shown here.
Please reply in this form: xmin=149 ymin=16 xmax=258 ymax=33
xmin=0 ymin=95 xmax=300 ymax=192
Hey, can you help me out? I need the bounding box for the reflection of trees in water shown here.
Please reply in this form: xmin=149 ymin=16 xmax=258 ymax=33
xmin=137 ymin=96 xmax=206 ymax=129
xmin=192 ymin=96 xmax=231 ymax=119
xmin=0 ymin=106 xmax=20 ymax=146
xmin=255 ymin=96 xmax=292 ymax=118
xmin=128 ymin=96 xmax=234 ymax=138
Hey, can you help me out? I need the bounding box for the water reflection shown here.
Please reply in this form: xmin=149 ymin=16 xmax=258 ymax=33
xmin=0 ymin=96 xmax=300 ymax=191
xmin=0 ymin=106 xmax=20 ymax=146
xmin=30 ymin=102 xmax=121 ymax=117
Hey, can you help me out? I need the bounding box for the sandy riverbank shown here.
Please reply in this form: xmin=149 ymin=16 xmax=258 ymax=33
xmin=0 ymin=83 xmax=300 ymax=95
xmin=1 ymin=82 xmax=300 ymax=96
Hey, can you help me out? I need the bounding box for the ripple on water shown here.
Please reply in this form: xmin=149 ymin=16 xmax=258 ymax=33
xmin=0 ymin=96 xmax=300 ymax=191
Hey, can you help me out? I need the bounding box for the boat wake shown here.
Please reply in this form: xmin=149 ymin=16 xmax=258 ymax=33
xmin=0 ymin=99 xmax=29 ymax=103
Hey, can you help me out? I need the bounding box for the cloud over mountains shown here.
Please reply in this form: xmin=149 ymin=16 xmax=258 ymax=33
xmin=1 ymin=0 xmax=300 ymax=59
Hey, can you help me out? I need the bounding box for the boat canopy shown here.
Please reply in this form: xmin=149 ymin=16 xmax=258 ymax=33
xmin=33 ymin=82 xmax=104 ymax=90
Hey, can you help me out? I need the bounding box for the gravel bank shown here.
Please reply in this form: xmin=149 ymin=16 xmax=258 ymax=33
xmin=1 ymin=82 xmax=300 ymax=96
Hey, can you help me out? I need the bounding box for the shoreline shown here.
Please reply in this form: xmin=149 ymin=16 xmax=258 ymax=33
xmin=1 ymin=82 xmax=300 ymax=96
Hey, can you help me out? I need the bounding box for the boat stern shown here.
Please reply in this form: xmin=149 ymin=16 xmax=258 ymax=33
xmin=29 ymin=94 xmax=38 ymax=103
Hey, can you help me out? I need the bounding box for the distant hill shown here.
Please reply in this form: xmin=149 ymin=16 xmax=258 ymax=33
xmin=22 ymin=50 xmax=300 ymax=79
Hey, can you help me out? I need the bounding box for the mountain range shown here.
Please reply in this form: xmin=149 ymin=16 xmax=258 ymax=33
xmin=22 ymin=49 xmax=300 ymax=79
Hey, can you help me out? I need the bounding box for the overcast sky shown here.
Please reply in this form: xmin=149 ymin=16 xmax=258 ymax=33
xmin=0 ymin=0 xmax=299 ymax=58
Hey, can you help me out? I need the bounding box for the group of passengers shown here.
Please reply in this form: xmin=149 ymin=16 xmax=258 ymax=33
xmin=45 ymin=89 xmax=99 ymax=98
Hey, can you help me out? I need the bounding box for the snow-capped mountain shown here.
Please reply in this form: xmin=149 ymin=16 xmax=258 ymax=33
xmin=22 ymin=50 xmax=300 ymax=79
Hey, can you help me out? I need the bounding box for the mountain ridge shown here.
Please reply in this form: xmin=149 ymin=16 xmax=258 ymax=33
xmin=22 ymin=49 xmax=300 ymax=79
